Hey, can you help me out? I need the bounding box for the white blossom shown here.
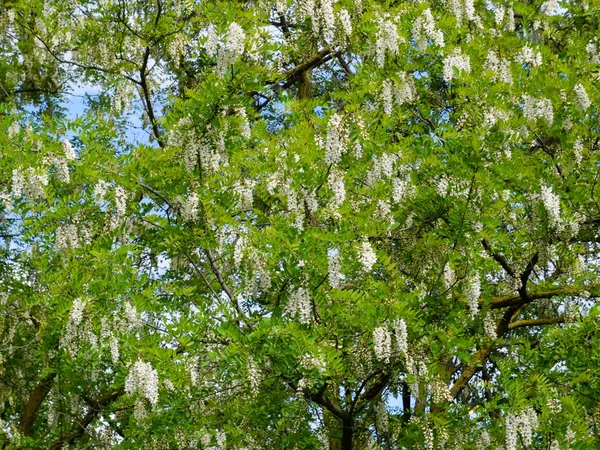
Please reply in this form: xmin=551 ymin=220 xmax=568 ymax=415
xmin=56 ymin=224 xmax=79 ymax=252
xmin=94 ymin=180 xmax=109 ymax=206
xmin=443 ymin=49 xmax=471 ymax=82
xmin=517 ymin=46 xmax=542 ymax=67
xmin=115 ymin=185 xmax=127 ymax=217
xmin=285 ymin=287 xmax=312 ymax=324
xmin=483 ymin=51 xmax=513 ymax=84
xmin=540 ymin=184 xmax=561 ymax=230
xmin=392 ymin=177 xmax=408 ymax=204
xmin=328 ymin=248 xmax=341 ymax=289
xmin=358 ymin=240 xmax=377 ymax=273
xmin=522 ymin=95 xmax=553 ymax=124
xmin=235 ymin=179 xmax=255 ymax=211
xmin=204 ymin=24 xmax=219 ymax=57
xmin=573 ymin=83 xmax=591 ymax=111
xmin=505 ymin=407 xmax=539 ymax=450
xmin=12 ymin=169 xmax=24 ymax=197
xmin=54 ymin=158 xmax=70 ymax=183
xmin=217 ymin=22 xmax=245 ymax=75
xmin=339 ymin=9 xmax=352 ymax=37
xmin=376 ymin=18 xmax=402 ymax=67
xmin=62 ymin=139 xmax=76 ymax=160
xmin=125 ymin=360 xmax=159 ymax=405
xmin=465 ymin=274 xmax=481 ymax=318
xmin=393 ymin=319 xmax=408 ymax=356
xmin=325 ymin=114 xmax=345 ymax=165
xmin=483 ymin=311 xmax=497 ymax=339
xmin=248 ymin=357 xmax=261 ymax=396
xmin=233 ymin=234 xmax=246 ymax=268
xmin=412 ymin=9 xmax=444 ymax=51
xmin=181 ymin=190 xmax=199 ymax=221
xmin=236 ymin=106 xmax=251 ymax=139
xmin=7 ymin=121 xmax=20 ymax=139
xmin=327 ymin=170 xmax=346 ymax=210
xmin=373 ymin=326 xmax=392 ymax=363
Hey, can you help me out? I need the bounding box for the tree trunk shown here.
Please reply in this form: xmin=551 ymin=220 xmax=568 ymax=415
xmin=341 ymin=419 xmax=353 ymax=450
xmin=298 ymin=69 xmax=313 ymax=100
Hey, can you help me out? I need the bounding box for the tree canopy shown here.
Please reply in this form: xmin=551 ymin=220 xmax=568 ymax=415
xmin=1 ymin=0 xmax=600 ymax=448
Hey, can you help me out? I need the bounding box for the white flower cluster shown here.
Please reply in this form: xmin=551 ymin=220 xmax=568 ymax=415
xmin=62 ymin=139 xmax=76 ymax=160
xmin=374 ymin=320 xmax=408 ymax=363
xmin=328 ymin=248 xmax=341 ymax=289
xmin=125 ymin=360 xmax=159 ymax=406
xmin=308 ymin=0 xmax=335 ymax=43
xmin=181 ymin=190 xmax=199 ymax=221
xmin=216 ymin=430 xmax=226 ymax=449
xmin=573 ymin=83 xmax=591 ymax=111
xmin=56 ymin=224 xmax=80 ymax=252
xmin=587 ymin=41 xmax=600 ymax=64
xmin=234 ymin=179 xmax=255 ymax=210
xmin=505 ymin=407 xmax=539 ymax=450
xmin=376 ymin=18 xmax=402 ymax=67
xmin=93 ymin=180 xmax=109 ymax=206
xmin=393 ymin=319 xmax=408 ymax=356
xmin=483 ymin=107 xmax=510 ymax=128
xmin=325 ymin=113 xmax=346 ymax=165
xmin=483 ymin=311 xmax=497 ymax=339
xmin=60 ymin=298 xmax=91 ymax=356
xmin=327 ymin=169 xmax=346 ymax=210
xmin=12 ymin=167 xmax=49 ymax=200
xmin=217 ymin=22 xmax=245 ymax=75
xmin=573 ymin=138 xmax=584 ymax=164
xmin=375 ymin=401 xmax=389 ymax=434
xmin=236 ymin=106 xmax=251 ymax=139
xmin=483 ymin=50 xmax=513 ymax=84
xmin=392 ymin=177 xmax=410 ymax=204
xmin=367 ymin=153 xmax=398 ymax=186
xmin=517 ymin=46 xmax=542 ymax=67
xmin=443 ymin=49 xmax=471 ymax=82
xmin=443 ymin=262 xmax=456 ymax=289
xmin=447 ymin=0 xmax=475 ymax=27
xmin=540 ymin=184 xmax=561 ymax=230
xmin=54 ymin=157 xmax=70 ymax=184
xmin=412 ymin=9 xmax=445 ymax=51
xmin=465 ymin=274 xmax=481 ymax=319
xmin=381 ymin=74 xmax=417 ymax=114
xmin=114 ymin=185 xmax=127 ymax=217
xmin=375 ymin=199 xmax=393 ymax=224
xmin=540 ymin=0 xmax=561 ymax=15
xmin=430 ymin=378 xmax=452 ymax=403
xmin=248 ymin=357 xmax=261 ymax=396
xmin=522 ymin=95 xmax=553 ymax=124
xmin=373 ymin=326 xmax=392 ymax=363
xmin=204 ymin=24 xmax=218 ymax=58
xmin=167 ymin=33 xmax=187 ymax=69
xmin=358 ymin=240 xmax=377 ymax=273
xmin=233 ymin=234 xmax=246 ymax=268
xmin=285 ymin=287 xmax=312 ymax=324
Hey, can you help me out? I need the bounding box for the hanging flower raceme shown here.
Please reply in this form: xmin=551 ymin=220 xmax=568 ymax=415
xmin=285 ymin=287 xmax=312 ymax=324
xmin=358 ymin=240 xmax=377 ymax=273
xmin=125 ymin=359 xmax=159 ymax=406
xmin=443 ymin=49 xmax=471 ymax=82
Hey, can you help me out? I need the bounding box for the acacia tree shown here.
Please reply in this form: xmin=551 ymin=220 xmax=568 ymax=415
xmin=1 ymin=0 xmax=600 ymax=448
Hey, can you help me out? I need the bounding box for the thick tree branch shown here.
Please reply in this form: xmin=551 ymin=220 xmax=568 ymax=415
xmin=481 ymin=239 xmax=516 ymax=278
xmin=18 ymin=373 xmax=55 ymax=436
xmin=508 ymin=317 xmax=565 ymax=330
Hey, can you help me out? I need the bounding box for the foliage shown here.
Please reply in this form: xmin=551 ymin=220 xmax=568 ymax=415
xmin=1 ymin=0 xmax=600 ymax=448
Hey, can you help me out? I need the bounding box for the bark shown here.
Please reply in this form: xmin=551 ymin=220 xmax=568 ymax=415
xmin=18 ymin=373 xmax=55 ymax=436
xmin=340 ymin=419 xmax=353 ymax=450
